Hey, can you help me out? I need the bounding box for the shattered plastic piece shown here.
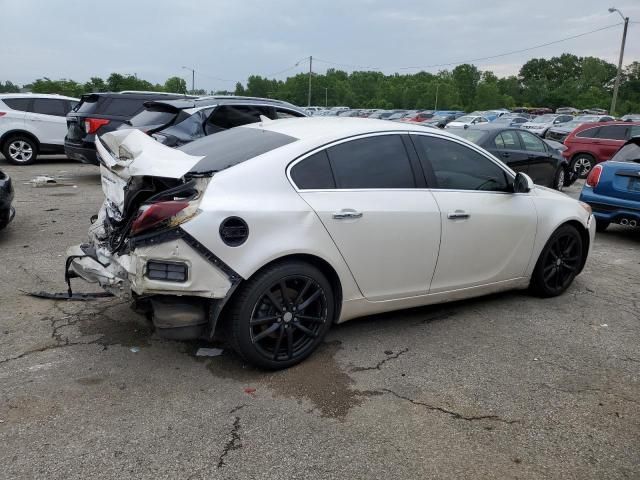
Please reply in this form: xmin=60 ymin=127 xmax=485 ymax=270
xmin=130 ymin=347 xmax=140 ymax=353
xmin=244 ymin=387 xmax=257 ymax=396
xmin=533 ymin=357 xmax=539 ymax=361
xmin=24 ymin=290 xmax=113 ymax=301
xmin=28 ymin=175 xmax=58 ymax=187
xmin=196 ymin=347 xmax=224 ymax=357
xmin=600 ymin=324 xmax=608 ymax=327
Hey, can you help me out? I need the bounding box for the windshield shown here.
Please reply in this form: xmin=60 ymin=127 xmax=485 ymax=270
xmin=532 ymin=114 xmax=556 ymax=123
xmin=450 ymin=129 xmax=488 ymax=144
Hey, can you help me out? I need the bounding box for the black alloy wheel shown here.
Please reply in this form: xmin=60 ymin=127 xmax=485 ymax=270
xmin=530 ymin=225 xmax=583 ymax=297
xmin=228 ymin=261 xmax=334 ymax=369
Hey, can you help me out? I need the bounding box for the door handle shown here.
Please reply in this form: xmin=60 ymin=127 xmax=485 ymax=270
xmin=333 ymin=210 xmax=363 ymax=220
xmin=447 ymin=210 xmax=470 ymax=220
xmin=501 ymin=152 xmax=510 ymax=158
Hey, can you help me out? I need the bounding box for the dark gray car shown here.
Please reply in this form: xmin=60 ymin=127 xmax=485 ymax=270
xmin=123 ymin=96 xmax=307 ymax=147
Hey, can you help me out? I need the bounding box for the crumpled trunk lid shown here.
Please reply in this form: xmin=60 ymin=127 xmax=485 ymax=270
xmin=91 ymin=129 xmax=205 ymax=256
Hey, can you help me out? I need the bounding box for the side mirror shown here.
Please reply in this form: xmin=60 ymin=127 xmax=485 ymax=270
xmin=513 ymin=172 xmax=534 ymax=193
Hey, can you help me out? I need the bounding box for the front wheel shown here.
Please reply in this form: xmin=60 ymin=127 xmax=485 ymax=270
xmin=530 ymin=224 xmax=583 ymax=297
xmin=571 ymin=154 xmax=594 ymax=179
xmin=227 ymin=261 xmax=335 ymax=369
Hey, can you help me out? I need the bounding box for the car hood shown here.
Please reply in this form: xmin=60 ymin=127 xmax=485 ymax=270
xmin=446 ymin=121 xmax=468 ymax=127
xmin=522 ymin=122 xmax=548 ymax=128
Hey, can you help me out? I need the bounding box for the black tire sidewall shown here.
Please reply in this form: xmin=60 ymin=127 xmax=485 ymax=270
xmin=531 ymin=224 xmax=583 ymax=297
xmin=229 ymin=261 xmax=335 ymax=369
xmin=3 ymin=136 xmax=38 ymax=165
xmin=553 ymin=167 xmax=564 ymax=191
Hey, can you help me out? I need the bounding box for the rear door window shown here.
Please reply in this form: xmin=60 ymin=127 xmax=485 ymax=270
xmin=31 ymin=98 xmax=68 ymax=116
xmin=327 ymin=135 xmax=416 ymax=189
xmin=494 ymin=131 xmax=522 ymax=150
xmin=290 ymin=150 xmax=335 ymax=189
xmin=596 ymin=125 xmax=628 ymax=141
xmin=3 ymin=98 xmax=31 ymax=112
xmin=518 ymin=131 xmax=547 ymax=152
xmin=101 ymin=98 xmax=145 ymax=117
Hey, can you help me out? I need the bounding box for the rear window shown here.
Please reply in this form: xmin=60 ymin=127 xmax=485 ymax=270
xmin=101 ymin=98 xmax=145 ymax=116
xmin=74 ymin=95 xmax=102 ymax=114
xmin=128 ymin=107 xmax=178 ymax=127
xmin=183 ymin=127 xmax=298 ymax=174
xmin=611 ymin=142 xmax=640 ymax=163
xmin=3 ymin=98 xmax=30 ymax=111
xmin=596 ymin=125 xmax=628 ymax=141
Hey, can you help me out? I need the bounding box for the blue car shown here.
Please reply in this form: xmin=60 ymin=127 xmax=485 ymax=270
xmin=579 ymin=137 xmax=640 ymax=232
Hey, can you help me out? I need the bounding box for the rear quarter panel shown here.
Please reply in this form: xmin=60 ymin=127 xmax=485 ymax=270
xmin=181 ymin=144 xmax=363 ymax=302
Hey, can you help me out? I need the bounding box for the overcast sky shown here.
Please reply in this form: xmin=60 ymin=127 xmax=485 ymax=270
xmin=1 ymin=0 xmax=638 ymax=91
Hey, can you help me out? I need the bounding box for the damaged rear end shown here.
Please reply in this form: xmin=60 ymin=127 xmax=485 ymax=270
xmin=66 ymin=129 xmax=237 ymax=340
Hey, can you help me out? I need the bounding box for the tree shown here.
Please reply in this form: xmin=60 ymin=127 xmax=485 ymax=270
xmin=164 ymin=76 xmax=187 ymax=93
xmin=0 ymin=81 xmax=20 ymax=93
xmin=452 ymin=64 xmax=481 ymax=110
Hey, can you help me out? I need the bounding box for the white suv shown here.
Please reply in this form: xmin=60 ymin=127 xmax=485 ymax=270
xmin=0 ymin=93 xmax=78 ymax=165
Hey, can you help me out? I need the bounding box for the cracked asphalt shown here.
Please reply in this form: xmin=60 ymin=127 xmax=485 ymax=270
xmin=1 ymin=157 xmax=639 ymax=479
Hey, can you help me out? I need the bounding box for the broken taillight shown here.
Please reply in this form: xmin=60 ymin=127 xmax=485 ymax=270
xmin=85 ymin=118 xmax=110 ymax=134
xmin=130 ymin=200 xmax=193 ymax=236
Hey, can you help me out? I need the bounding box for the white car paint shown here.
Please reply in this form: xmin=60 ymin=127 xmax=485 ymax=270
xmin=445 ymin=115 xmax=490 ymax=129
xmin=68 ymin=117 xmax=596 ymax=327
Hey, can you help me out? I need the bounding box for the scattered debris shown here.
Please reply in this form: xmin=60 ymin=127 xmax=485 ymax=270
xmin=23 ymin=290 xmax=113 ymax=301
xmin=243 ymin=387 xmax=257 ymax=396
xmin=130 ymin=347 xmax=140 ymax=353
xmin=27 ymin=175 xmax=58 ymax=187
xmin=600 ymin=324 xmax=609 ymax=328
xmin=534 ymin=357 xmax=539 ymax=361
xmin=44 ymin=208 xmax=59 ymax=212
xmin=196 ymin=347 xmax=224 ymax=357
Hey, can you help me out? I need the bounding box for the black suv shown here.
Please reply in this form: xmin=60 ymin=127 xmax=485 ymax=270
xmin=65 ymin=91 xmax=192 ymax=164
xmin=123 ymin=96 xmax=306 ymax=147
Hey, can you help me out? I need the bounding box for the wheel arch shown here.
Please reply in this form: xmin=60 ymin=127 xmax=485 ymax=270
xmin=0 ymin=130 xmax=41 ymax=151
xmin=213 ymin=253 xmax=344 ymax=337
xmin=560 ymin=219 xmax=590 ymax=274
xmin=570 ymin=151 xmax=596 ymax=163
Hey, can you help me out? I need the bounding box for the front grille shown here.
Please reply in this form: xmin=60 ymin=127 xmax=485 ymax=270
xmin=146 ymin=261 xmax=188 ymax=282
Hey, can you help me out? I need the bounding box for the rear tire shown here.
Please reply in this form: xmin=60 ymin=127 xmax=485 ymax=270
xmin=227 ymin=261 xmax=335 ymax=369
xmin=570 ymin=154 xmax=594 ymax=179
xmin=553 ymin=167 xmax=565 ymax=191
xmin=530 ymin=224 xmax=583 ymax=297
xmin=2 ymin=135 xmax=38 ymax=165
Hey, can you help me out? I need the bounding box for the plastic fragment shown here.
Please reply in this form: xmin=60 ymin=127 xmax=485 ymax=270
xmin=196 ymin=347 xmax=224 ymax=357
xmin=130 ymin=347 xmax=140 ymax=353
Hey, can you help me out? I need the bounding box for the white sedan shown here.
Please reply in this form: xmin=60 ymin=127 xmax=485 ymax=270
xmin=66 ymin=117 xmax=595 ymax=369
xmin=444 ymin=115 xmax=490 ymax=129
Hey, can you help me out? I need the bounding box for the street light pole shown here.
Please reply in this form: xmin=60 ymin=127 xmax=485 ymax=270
xmin=307 ymin=56 xmax=313 ymax=107
xmin=182 ymin=66 xmax=195 ymax=94
xmin=434 ymin=83 xmax=440 ymax=111
xmin=325 ymin=87 xmax=328 ymax=107
xmin=608 ymin=7 xmax=629 ymax=116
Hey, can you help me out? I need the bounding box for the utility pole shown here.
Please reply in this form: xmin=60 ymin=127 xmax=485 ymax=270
xmin=325 ymin=87 xmax=328 ymax=107
xmin=608 ymin=8 xmax=629 ymax=116
xmin=434 ymin=83 xmax=440 ymax=111
xmin=182 ymin=66 xmax=195 ymax=94
xmin=308 ymin=56 xmax=313 ymax=107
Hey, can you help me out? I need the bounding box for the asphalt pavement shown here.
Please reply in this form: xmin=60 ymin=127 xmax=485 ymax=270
xmin=1 ymin=156 xmax=638 ymax=479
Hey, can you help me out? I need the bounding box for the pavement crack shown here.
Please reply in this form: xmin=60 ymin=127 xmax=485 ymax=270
xmin=217 ymin=416 xmax=242 ymax=469
xmin=352 ymin=348 xmax=409 ymax=372
xmin=379 ymin=388 xmax=519 ymax=425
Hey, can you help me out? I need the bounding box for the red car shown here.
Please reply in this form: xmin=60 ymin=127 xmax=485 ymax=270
xmin=562 ymin=121 xmax=640 ymax=178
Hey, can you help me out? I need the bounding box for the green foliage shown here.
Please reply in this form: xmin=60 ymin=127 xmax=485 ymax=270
xmin=164 ymin=76 xmax=187 ymax=94
xmin=5 ymin=56 xmax=640 ymax=114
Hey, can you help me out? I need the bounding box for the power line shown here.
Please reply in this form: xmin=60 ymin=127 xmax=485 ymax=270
xmin=314 ymin=22 xmax=624 ymax=73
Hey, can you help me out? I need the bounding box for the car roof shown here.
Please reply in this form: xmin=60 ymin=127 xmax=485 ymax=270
xmin=0 ymin=93 xmax=78 ymax=100
xmin=146 ymin=95 xmax=302 ymax=111
xmin=572 ymin=121 xmax=640 ymax=132
xmin=242 ymin=116 xmax=460 ymax=142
